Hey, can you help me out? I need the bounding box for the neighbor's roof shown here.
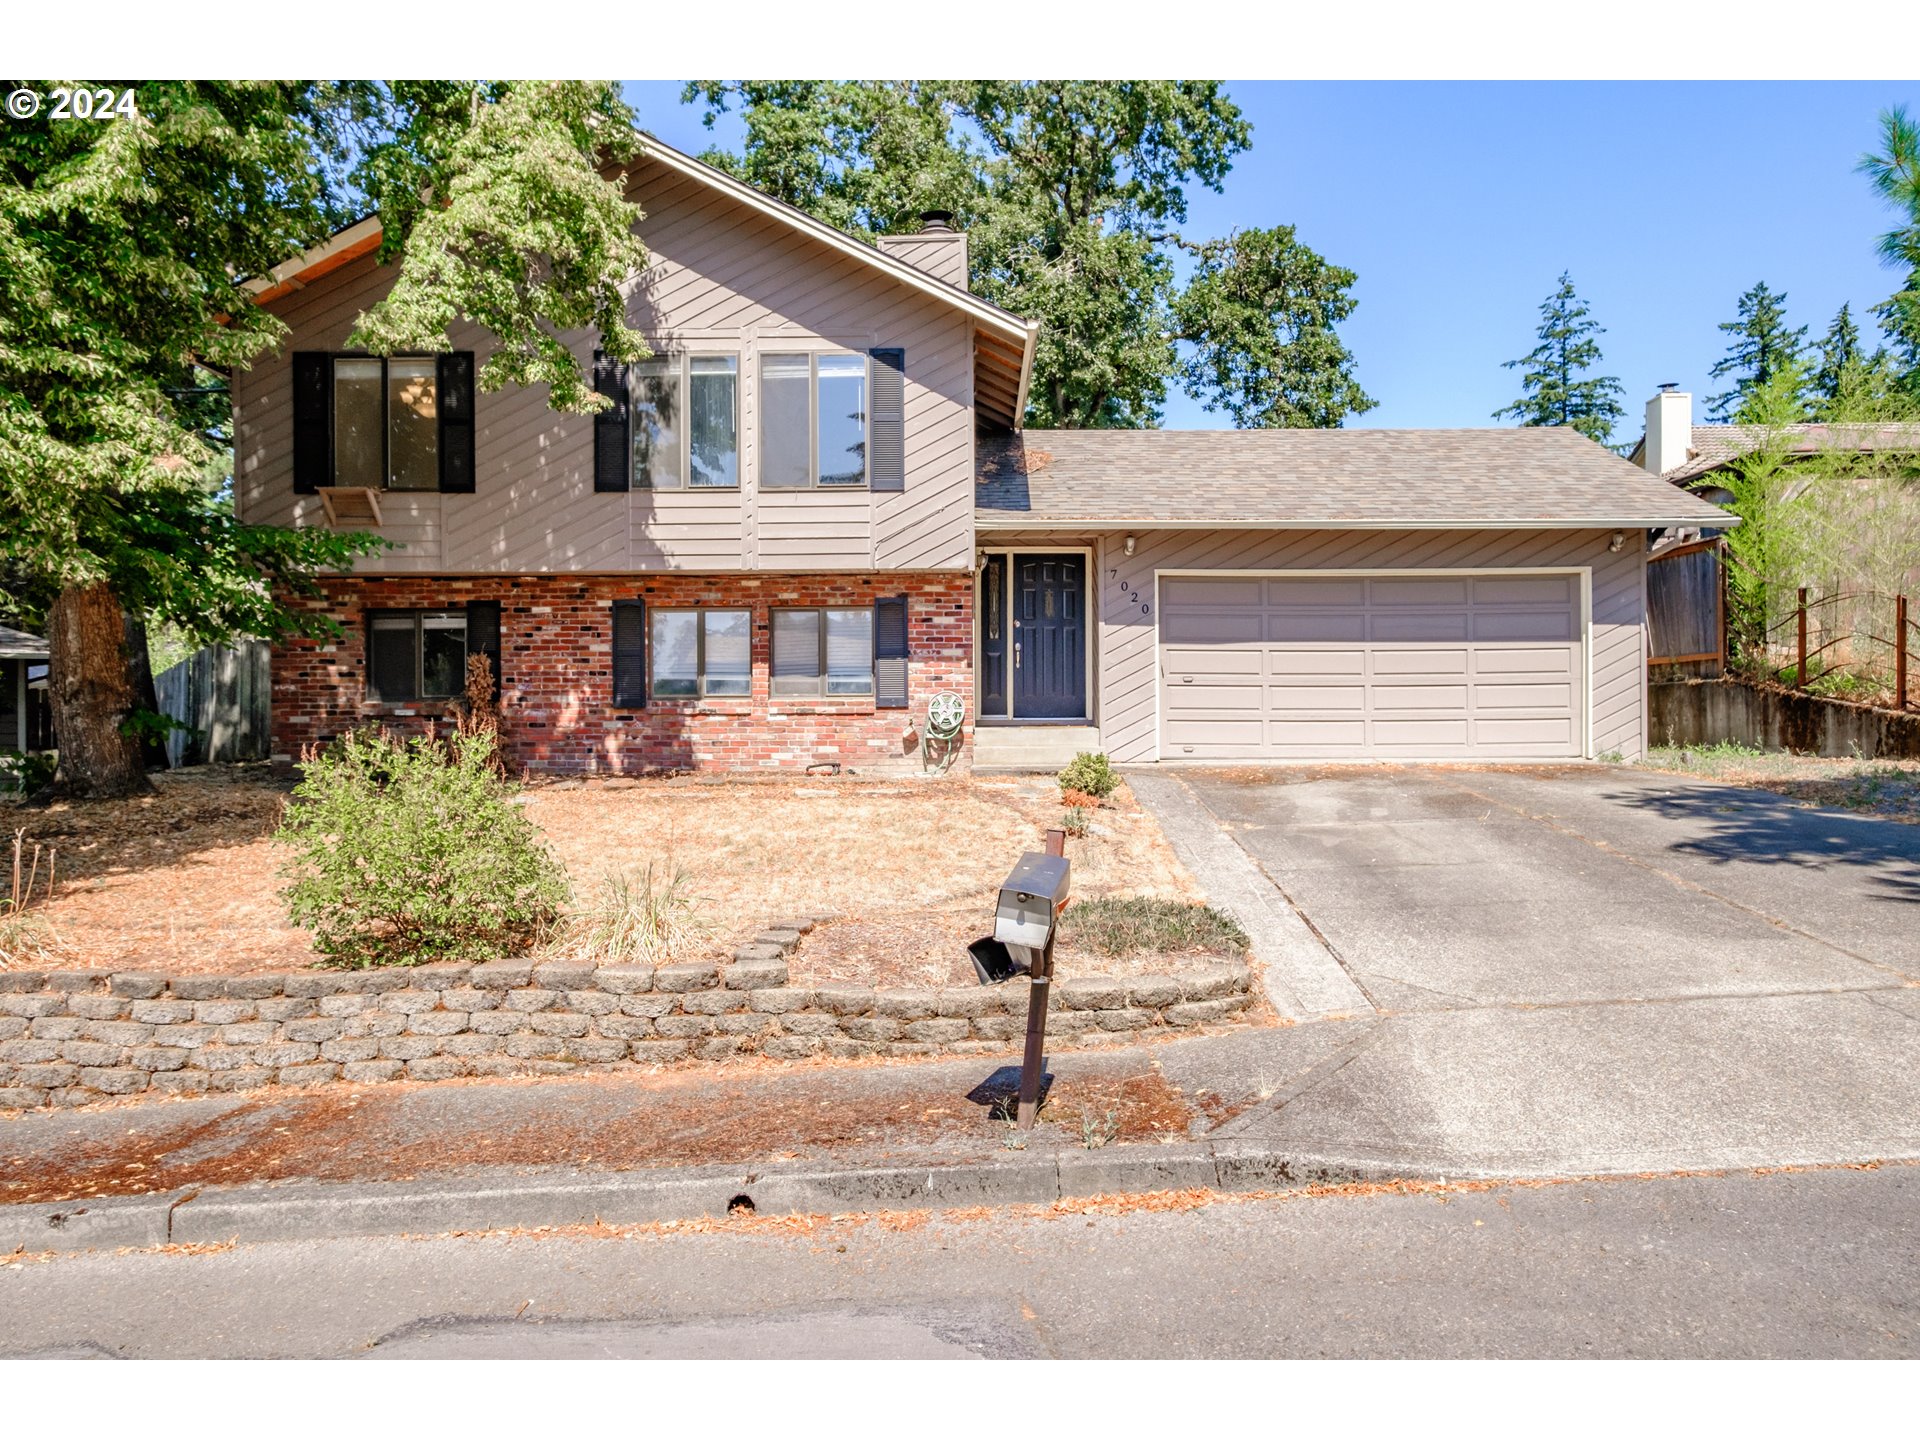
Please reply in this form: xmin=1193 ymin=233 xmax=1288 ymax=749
xmin=0 ymin=624 xmax=49 ymax=660
xmin=975 ymin=426 xmax=1739 ymax=531
xmin=1655 ymin=422 xmax=1920 ymax=484
xmin=246 ymin=133 xmax=1038 ymax=430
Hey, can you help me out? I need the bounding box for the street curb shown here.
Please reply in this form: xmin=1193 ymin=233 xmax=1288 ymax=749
xmin=0 ymin=1141 xmax=1418 ymax=1255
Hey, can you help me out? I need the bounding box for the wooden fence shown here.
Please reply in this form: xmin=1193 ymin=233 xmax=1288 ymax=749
xmin=155 ymin=640 xmax=271 ymax=767
xmin=1647 ymin=538 xmax=1725 ymax=673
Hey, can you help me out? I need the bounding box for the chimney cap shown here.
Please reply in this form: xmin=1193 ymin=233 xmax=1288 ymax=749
xmin=917 ymin=210 xmax=957 ymax=233
xmin=1656 ymin=382 xmax=1680 ymax=393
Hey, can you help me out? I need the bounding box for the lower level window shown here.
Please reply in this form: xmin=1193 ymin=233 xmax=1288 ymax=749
xmin=651 ymin=609 xmax=751 ymax=698
xmin=368 ymin=610 xmax=467 ymax=701
xmin=771 ymin=607 xmax=875 ymax=697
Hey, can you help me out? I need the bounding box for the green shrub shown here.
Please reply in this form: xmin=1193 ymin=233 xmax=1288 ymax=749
xmin=1057 ymin=751 xmax=1119 ymax=800
xmin=1058 ymin=806 xmax=1091 ymax=838
xmin=1060 ymin=896 xmax=1249 ymax=960
xmin=276 ymin=727 xmax=568 ymax=966
xmin=0 ymin=752 xmax=56 ymax=796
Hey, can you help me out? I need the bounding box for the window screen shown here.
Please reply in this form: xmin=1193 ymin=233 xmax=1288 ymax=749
xmin=333 ymin=359 xmax=384 ymax=489
xmin=688 ymin=357 xmax=739 ymax=488
xmin=760 ymin=353 xmax=811 ymax=490
xmin=816 ymin=354 xmax=868 ymax=486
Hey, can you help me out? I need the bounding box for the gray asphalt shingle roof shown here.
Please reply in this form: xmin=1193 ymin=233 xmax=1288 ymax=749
xmin=1659 ymin=422 xmax=1920 ymax=484
xmin=977 ymin=427 xmax=1736 ymax=529
xmin=0 ymin=624 xmax=49 ymax=660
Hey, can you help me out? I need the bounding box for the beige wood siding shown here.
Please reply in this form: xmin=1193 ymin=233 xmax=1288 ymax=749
xmin=233 ymin=153 xmax=975 ymax=575
xmin=1085 ymin=527 xmax=1647 ymax=762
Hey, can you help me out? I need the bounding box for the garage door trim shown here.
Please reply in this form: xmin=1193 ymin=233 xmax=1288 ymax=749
xmin=1152 ymin=565 xmax=1593 ymax=760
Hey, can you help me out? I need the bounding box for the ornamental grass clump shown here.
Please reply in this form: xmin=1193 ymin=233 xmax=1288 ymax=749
xmin=277 ymin=726 xmax=568 ymax=966
xmin=559 ymin=861 xmax=708 ymax=967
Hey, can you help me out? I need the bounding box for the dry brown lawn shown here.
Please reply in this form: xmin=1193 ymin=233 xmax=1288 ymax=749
xmin=1 ymin=766 xmax=1205 ymax=980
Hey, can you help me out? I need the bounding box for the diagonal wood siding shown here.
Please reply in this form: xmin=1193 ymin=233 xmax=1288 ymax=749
xmin=233 ymin=156 xmax=975 ymax=575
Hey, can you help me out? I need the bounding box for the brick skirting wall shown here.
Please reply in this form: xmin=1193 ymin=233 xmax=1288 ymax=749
xmin=272 ymin=572 xmax=974 ymax=774
xmin=0 ymin=935 xmax=1257 ymax=1111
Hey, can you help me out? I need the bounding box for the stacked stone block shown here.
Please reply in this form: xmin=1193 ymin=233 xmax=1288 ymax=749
xmin=0 ymin=920 xmax=1256 ymax=1110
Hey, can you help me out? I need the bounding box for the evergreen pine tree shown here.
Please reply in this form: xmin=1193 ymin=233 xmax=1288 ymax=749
xmin=1490 ymin=271 xmax=1625 ymax=446
xmin=1707 ymin=281 xmax=1808 ymax=421
xmin=1858 ymin=104 xmax=1920 ymax=399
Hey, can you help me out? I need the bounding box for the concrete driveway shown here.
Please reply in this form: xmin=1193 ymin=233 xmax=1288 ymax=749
xmin=1152 ymin=764 xmax=1920 ymax=1013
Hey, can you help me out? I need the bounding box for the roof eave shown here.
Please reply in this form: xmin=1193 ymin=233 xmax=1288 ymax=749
xmin=973 ymin=514 xmax=1741 ymax=531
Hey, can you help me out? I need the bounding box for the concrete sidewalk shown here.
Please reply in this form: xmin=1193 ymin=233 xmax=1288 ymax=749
xmin=6 ymin=991 xmax=1919 ymax=1252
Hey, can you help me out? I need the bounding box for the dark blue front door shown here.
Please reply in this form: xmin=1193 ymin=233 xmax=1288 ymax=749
xmin=1013 ymin=554 xmax=1087 ymax=718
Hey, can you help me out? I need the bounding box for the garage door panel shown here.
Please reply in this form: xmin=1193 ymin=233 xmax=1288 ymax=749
xmin=1372 ymin=683 xmax=1471 ymax=711
xmin=1370 ymin=578 xmax=1470 ymax=606
xmin=1161 ymin=577 xmax=1264 ymax=608
xmin=1372 ymin=718 xmax=1473 ymax=747
xmin=1162 ymin=646 xmax=1261 ymax=676
xmin=1475 ymin=682 xmax=1574 ymax=709
xmin=1473 ymin=611 xmax=1575 ymax=642
xmin=1475 ymin=647 xmax=1574 ymax=676
xmin=1268 ymin=649 xmax=1367 ymax=676
xmin=1472 ymin=575 xmax=1574 ymax=606
xmin=1371 ymin=611 xmax=1472 ymax=642
xmin=1266 ymin=578 xmax=1368 ymax=606
xmin=1160 ymin=612 xmax=1264 ymax=644
xmin=1268 ymin=611 xmax=1369 ymax=642
xmin=1474 ymin=717 xmax=1577 ymax=746
xmin=1268 ymin=719 xmax=1369 ymax=747
xmin=1159 ymin=569 xmax=1585 ymax=760
xmin=1268 ymin=684 xmax=1367 ymax=712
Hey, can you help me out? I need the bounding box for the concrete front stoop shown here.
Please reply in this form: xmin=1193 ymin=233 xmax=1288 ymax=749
xmin=971 ymin=725 xmax=1102 ymax=772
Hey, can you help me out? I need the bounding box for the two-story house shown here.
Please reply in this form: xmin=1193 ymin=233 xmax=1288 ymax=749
xmin=239 ymin=135 xmax=1727 ymax=773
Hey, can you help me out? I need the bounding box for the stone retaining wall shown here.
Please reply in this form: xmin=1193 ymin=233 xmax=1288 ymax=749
xmin=0 ymin=921 xmax=1256 ymax=1111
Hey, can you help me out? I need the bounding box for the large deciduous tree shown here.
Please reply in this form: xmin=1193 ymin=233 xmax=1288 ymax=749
xmin=1491 ymin=271 xmax=1625 ymax=447
xmin=682 ymin=80 xmax=1375 ymax=429
xmin=0 ymin=80 xmax=646 ymax=798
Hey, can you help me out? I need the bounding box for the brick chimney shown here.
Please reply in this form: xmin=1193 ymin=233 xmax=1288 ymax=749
xmin=1642 ymin=384 xmax=1692 ymax=475
xmin=876 ymin=211 xmax=970 ymax=290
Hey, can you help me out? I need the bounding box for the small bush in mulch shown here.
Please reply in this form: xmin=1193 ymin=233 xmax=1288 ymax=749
xmin=1059 ymin=806 xmax=1092 ymax=838
xmin=276 ymin=726 xmax=568 ymax=966
xmin=1060 ymin=787 xmax=1102 ymax=809
xmin=1059 ymin=895 xmax=1250 ymax=961
xmin=1057 ymin=752 xmax=1119 ymax=801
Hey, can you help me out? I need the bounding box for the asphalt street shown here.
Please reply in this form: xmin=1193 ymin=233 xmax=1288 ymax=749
xmin=3 ymin=1163 xmax=1914 ymax=1359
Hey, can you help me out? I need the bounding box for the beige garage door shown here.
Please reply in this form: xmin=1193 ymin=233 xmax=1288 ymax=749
xmin=1159 ymin=573 xmax=1584 ymax=759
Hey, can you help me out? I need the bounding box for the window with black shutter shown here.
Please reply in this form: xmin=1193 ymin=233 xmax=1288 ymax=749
xmin=365 ymin=609 xmax=469 ymax=702
xmin=291 ymin=353 xmax=476 ymax=493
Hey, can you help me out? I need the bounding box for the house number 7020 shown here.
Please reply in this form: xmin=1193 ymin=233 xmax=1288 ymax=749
xmin=1109 ymin=569 xmax=1150 ymax=616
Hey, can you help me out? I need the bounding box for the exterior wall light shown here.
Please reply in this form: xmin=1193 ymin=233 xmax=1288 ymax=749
xmin=1123 ymin=535 xmax=1137 ymax=557
xmin=1608 ymin=531 xmax=1626 ymax=553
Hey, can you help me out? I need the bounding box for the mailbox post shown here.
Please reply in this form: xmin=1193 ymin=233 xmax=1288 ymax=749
xmin=993 ymin=832 xmax=1070 ymax=1128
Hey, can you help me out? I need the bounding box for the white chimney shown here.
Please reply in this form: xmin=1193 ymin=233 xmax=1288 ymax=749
xmin=876 ymin=211 xmax=970 ymax=290
xmin=1642 ymin=384 xmax=1692 ymax=475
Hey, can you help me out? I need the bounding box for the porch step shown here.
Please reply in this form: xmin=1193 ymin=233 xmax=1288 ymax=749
xmin=971 ymin=725 xmax=1104 ymax=773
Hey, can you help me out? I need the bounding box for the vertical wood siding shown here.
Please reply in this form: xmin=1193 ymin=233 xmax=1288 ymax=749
xmin=233 ymin=155 xmax=975 ymax=575
xmin=1073 ymin=526 xmax=1647 ymax=762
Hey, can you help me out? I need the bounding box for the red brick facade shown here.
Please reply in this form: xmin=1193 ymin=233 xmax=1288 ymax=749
xmin=273 ymin=573 xmax=974 ymax=774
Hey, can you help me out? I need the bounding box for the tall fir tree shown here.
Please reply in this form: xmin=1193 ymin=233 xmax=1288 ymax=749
xmin=1707 ymin=281 xmax=1809 ymax=421
xmin=1490 ymin=272 xmax=1624 ymax=446
xmin=1811 ymin=303 xmax=1870 ymax=413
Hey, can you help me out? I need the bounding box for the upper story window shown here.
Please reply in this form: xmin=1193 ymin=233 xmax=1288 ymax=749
xmin=631 ymin=354 xmax=740 ymax=490
xmin=292 ymin=352 xmax=476 ymax=496
xmin=761 ymin=353 xmax=869 ymax=489
xmin=593 ymin=345 xmax=904 ymax=496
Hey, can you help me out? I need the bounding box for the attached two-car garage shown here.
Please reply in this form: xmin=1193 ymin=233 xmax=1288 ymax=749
xmin=1158 ymin=571 xmax=1585 ymax=760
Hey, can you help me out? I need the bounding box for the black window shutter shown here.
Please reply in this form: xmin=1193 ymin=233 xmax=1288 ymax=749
xmin=593 ymin=350 xmax=631 ymax=493
xmin=438 ymin=352 xmax=476 ymax=493
xmin=465 ymin=599 xmax=502 ymax=700
xmin=292 ymin=352 xmax=332 ymax=495
xmin=868 ymin=348 xmax=905 ymax=492
xmin=611 ymin=599 xmax=648 ymax=708
xmin=875 ymin=595 xmax=909 ymax=709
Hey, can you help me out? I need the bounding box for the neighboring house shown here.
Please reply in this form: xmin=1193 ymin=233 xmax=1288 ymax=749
xmin=0 ymin=625 xmax=53 ymax=756
xmin=238 ymin=134 xmax=1725 ymax=774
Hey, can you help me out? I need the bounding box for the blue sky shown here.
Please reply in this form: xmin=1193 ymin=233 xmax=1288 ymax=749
xmin=623 ymin=81 xmax=1915 ymax=443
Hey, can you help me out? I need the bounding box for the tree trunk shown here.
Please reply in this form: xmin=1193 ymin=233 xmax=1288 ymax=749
xmin=122 ymin=612 xmax=172 ymax=771
xmin=46 ymin=583 xmax=153 ymax=799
